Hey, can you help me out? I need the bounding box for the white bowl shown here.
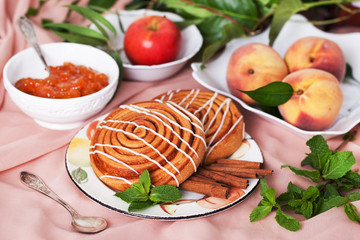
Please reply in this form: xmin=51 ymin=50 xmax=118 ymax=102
xmin=3 ymin=42 xmax=120 ymax=130
xmin=95 ymin=9 xmax=203 ymax=81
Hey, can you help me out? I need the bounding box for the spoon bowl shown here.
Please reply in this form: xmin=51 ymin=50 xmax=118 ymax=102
xmin=20 ymin=171 xmax=107 ymax=233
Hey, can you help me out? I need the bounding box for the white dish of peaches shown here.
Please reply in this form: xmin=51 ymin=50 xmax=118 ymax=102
xmin=192 ymin=14 xmax=360 ymax=139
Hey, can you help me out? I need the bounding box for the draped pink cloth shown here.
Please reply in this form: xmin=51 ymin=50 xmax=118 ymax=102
xmin=1 ymin=1 xmax=360 ymax=239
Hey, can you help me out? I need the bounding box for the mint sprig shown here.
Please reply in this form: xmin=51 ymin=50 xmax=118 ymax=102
xmin=250 ymin=132 xmax=360 ymax=231
xmin=114 ymin=170 xmax=182 ymax=212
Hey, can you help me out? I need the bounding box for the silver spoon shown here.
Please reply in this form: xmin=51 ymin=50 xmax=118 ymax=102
xmin=18 ymin=16 xmax=49 ymax=72
xmin=20 ymin=171 xmax=107 ymax=233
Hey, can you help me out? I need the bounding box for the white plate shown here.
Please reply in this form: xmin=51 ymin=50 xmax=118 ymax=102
xmin=65 ymin=114 xmax=263 ymax=220
xmin=92 ymin=9 xmax=203 ymax=81
xmin=191 ymin=14 xmax=360 ymax=139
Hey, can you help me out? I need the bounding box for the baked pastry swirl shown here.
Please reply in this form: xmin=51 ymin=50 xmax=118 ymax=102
xmin=89 ymin=101 xmax=206 ymax=191
xmin=154 ymin=89 xmax=244 ymax=165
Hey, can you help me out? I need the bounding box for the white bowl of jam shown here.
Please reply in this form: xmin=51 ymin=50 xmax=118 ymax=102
xmin=3 ymin=42 xmax=120 ymax=130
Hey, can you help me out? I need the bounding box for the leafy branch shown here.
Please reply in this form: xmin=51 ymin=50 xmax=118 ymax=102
xmin=250 ymin=131 xmax=360 ymax=231
xmin=126 ymin=0 xmax=360 ymax=65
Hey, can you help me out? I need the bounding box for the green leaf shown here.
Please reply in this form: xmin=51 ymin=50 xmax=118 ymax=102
xmin=276 ymin=191 xmax=294 ymax=205
xmin=25 ymin=0 xmax=45 ymax=17
xmin=348 ymin=191 xmax=360 ymax=202
xmin=238 ymin=82 xmax=293 ymax=107
xmin=43 ymin=22 xmax=109 ymax=41
xmin=343 ymin=171 xmax=360 ymax=188
xmin=275 ymin=208 xmax=301 ymax=232
xmin=288 ymin=199 xmax=302 ymax=208
xmin=138 ymin=169 xmax=151 ymax=194
xmin=322 ymin=151 xmax=356 ymax=180
xmin=344 ymin=202 xmax=360 ymax=223
xmin=49 ymin=30 xmax=107 ymax=46
xmin=65 ymin=5 xmax=117 ymax=38
xmin=305 ymin=135 xmax=332 ymax=171
xmin=301 ymin=156 xmax=313 ymax=168
xmin=128 ymin=200 xmax=155 ymax=212
xmin=250 ymin=205 xmax=273 ymax=222
xmin=87 ymin=0 xmax=117 ymax=12
xmin=149 ymin=185 xmax=182 ymax=203
xmin=301 ymin=201 xmax=313 ymax=219
xmin=260 ymin=178 xmax=270 ymax=197
xmin=287 ymin=182 xmax=304 ymax=198
xmin=302 ymin=186 xmax=319 ymax=202
xmin=114 ymin=188 xmax=148 ymax=203
xmin=268 ymin=0 xmax=304 ymax=46
xmin=319 ymin=196 xmax=348 ymax=214
xmin=281 ymin=165 xmax=320 ymax=183
xmin=323 ymin=184 xmax=340 ymax=199
xmin=201 ymin=22 xmax=245 ymax=66
xmin=265 ymin=188 xmax=277 ymax=206
xmin=71 ymin=167 xmax=88 ymax=184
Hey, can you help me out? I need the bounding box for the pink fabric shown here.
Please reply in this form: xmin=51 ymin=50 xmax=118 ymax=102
xmin=1 ymin=1 xmax=360 ymax=239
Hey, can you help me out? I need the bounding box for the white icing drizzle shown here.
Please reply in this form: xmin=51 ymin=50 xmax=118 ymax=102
xmin=205 ymin=115 xmax=244 ymax=161
xmin=158 ymin=89 xmax=244 ymax=164
xmin=103 ymin=119 xmax=201 ymax=160
xmin=91 ymin=143 xmax=180 ymax=186
xmin=100 ymin=175 xmax=133 ymax=186
xmin=205 ymin=98 xmax=231 ymax=134
xmin=89 ymin=147 xmax=139 ymax=175
xmin=121 ymin=104 xmax=206 ymax=152
xmin=98 ymin=124 xmax=181 ymax=175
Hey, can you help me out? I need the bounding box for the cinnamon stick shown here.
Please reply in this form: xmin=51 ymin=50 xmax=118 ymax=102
xmin=216 ymin=159 xmax=262 ymax=169
xmin=180 ymin=179 xmax=230 ymax=199
xmin=205 ymin=165 xmax=273 ymax=178
xmin=197 ymin=168 xmax=248 ymax=189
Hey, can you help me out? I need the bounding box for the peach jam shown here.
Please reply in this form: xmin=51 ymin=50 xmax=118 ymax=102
xmin=15 ymin=62 xmax=109 ymax=99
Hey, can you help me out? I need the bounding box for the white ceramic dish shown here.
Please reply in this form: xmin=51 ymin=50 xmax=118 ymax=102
xmin=3 ymin=42 xmax=120 ymax=130
xmin=65 ymin=114 xmax=263 ymax=220
xmin=94 ymin=9 xmax=203 ymax=81
xmin=192 ymin=14 xmax=360 ymax=139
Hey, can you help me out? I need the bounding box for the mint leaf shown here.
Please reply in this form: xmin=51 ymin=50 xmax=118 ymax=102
xmin=276 ymin=191 xmax=294 ymax=205
xmin=322 ymin=151 xmax=356 ymax=180
xmin=114 ymin=188 xmax=148 ymax=203
xmin=265 ymin=188 xmax=277 ymax=206
xmin=128 ymin=200 xmax=155 ymax=212
xmin=275 ymin=208 xmax=301 ymax=232
xmin=303 ymin=186 xmax=319 ymax=202
xmin=318 ymin=196 xmax=348 ymax=214
xmin=149 ymin=185 xmax=182 ymax=203
xmin=301 ymin=201 xmax=313 ymax=219
xmin=287 ymin=182 xmax=304 ymax=198
xmin=324 ymin=184 xmax=341 ymax=198
xmin=138 ymin=169 xmax=151 ymax=194
xmin=238 ymin=82 xmax=293 ymax=107
xmin=281 ymin=165 xmax=320 ymax=183
xmin=250 ymin=205 xmax=273 ymax=222
xmin=344 ymin=202 xmax=360 ymax=223
xmin=260 ymin=178 xmax=270 ymax=197
xmin=343 ymin=171 xmax=360 ymax=188
xmin=348 ymin=191 xmax=360 ymax=202
xmin=306 ymin=135 xmax=332 ymax=171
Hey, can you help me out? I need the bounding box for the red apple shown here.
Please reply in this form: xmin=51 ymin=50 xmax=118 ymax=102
xmin=124 ymin=15 xmax=182 ymax=65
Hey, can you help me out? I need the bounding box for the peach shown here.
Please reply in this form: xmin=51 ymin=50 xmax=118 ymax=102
xmin=226 ymin=43 xmax=288 ymax=105
xmin=284 ymin=36 xmax=346 ymax=82
xmin=278 ymin=69 xmax=343 ymax=131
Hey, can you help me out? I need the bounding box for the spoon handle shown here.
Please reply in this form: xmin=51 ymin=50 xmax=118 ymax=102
xmin=20 ymin=171 xmax=79 ymax=217
xmin=18 ymin=16 xmax=49 ymax=71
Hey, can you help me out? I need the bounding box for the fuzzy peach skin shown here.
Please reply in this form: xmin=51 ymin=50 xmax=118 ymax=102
xmin=284 ymin=36 xmax=346 ymax=82
xmin=278 ymin=69 xmax=343 ymax=131
xmin=226 ymin=43 xmax=288 ymax=105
